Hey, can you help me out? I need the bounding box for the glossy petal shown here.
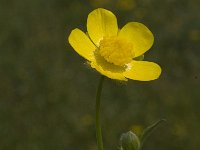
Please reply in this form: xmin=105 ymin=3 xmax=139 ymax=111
xmin=87 ymin=8 xmax=118 ymax=46
xmin=119 ymin=22 xmax=154 ymax=57
xmin=90 ymin=54 xmax=127 ymax=81
xmin=68 ymin=28 xmax=96 ymax=61
xmin=124 ymin=60 xmax=161 ymax=81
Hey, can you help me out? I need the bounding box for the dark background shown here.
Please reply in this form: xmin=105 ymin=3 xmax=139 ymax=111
xmin=0 ymin=0 xmax=199 ymax=149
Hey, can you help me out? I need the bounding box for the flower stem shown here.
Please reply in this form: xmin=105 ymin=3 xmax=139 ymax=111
xmin=95 ymin=75 xmax=105 ymax=150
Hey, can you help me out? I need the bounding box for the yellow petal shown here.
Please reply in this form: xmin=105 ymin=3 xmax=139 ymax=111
xmin=118 ymin=22 xmax=154 ymax=57
xmin=68 ymin=28 xmax=96 ymax=61
xmin=124 ymin=60 xmax=161 ymax=81
xmin=90 ymin=54 xmax=127 ymax=81
xmin=87 ymin=8 xmax=118 ymax=46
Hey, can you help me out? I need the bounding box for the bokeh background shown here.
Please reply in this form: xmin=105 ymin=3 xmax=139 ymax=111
xmin=0 ymin=0 xmax=200 ymax=149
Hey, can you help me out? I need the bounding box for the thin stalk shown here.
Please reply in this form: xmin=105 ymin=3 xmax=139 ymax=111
xmin=95 ymin=75 xmax=105 ymax=150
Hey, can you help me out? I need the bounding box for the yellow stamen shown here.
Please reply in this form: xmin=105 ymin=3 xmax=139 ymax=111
xmin=99 ymin=36 xmax=134 ymax=66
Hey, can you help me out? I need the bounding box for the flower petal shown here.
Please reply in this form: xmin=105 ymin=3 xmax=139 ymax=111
xmin=87 ymin=8 xmax=118 ymax=46
xmin=90 ymin=54 xmax=127 ymax=81
xmin=124 ymin=60 xmax=161 ymax=81
xmin=118 ymin=22 xmax=154 ymax=57
xmin=68 ymin=28 xmax=96 ymax=61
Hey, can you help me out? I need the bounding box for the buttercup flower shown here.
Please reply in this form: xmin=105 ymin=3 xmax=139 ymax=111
xmin=68 ymin=8 xmax=161 ymax=81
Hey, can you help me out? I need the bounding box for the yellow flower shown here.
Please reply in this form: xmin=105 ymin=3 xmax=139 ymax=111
xmin=68 ymin=8 xmax=161 ymax=81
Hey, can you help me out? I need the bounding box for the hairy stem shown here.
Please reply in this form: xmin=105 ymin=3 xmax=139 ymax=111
xmin=95 ymin=75 xmax=105 ymax=150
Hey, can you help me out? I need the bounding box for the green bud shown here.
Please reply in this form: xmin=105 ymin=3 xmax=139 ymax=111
xmin=120 ymin=131 xmax=140 ymax=150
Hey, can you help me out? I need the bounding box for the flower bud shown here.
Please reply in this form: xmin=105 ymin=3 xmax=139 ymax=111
xmin=120 ymin=131 xmax=140 ymax=150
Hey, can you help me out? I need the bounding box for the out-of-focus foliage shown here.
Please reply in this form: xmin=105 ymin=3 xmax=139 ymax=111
xmin=0 ymin=0 xmax=199 ymax=150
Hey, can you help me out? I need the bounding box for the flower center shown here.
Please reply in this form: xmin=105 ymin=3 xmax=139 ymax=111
xmin=99 ymin=36 xmax=134 ymax=66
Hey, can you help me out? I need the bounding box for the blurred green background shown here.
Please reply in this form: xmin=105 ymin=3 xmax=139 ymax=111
xmin=0 ymin=0 xmax=200 ymax=149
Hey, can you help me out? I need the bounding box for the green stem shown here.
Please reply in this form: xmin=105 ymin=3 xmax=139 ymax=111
xmin=95 ymin=75 xmax=105 ymax=150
